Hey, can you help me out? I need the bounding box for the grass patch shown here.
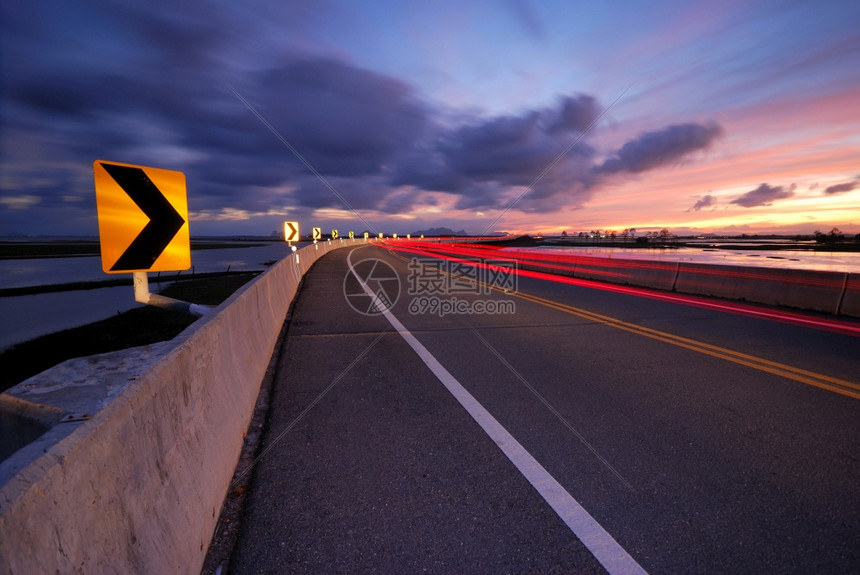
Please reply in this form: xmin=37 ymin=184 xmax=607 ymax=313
xmin=0 ymin=273 xmax=259 ymax=394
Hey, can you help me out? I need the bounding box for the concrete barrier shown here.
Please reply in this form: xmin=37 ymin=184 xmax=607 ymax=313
xmin=0 ymin=240 xmax=353 ymax=574
xmin=673 ymin=263 xmax=848 ymax=315
xmin=512 ymin=254 xmax=679 ymax=291
xmin=506 ymin=252 xmax=577 ymax=278
xmin=572 ymin=257 xmax=679 ymax=291
xmin=509 ymin=252 xmax=858 ymax=319
xmin=837 ymin=273 xmax=860 ymax=317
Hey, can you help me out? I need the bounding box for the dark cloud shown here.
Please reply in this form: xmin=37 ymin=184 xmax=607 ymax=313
xmin=688 ymin=194 xmax=716 ymax=212
xmin=548 ymin=94 xmax=601 ymax=134
xmin=389 ymin=94 xmax=601 ymax=212
xmin=258 ymin=57 xmax=429 ymax=178
xmin=0 ymin=2 xmax=723 ymax=234
xmin=731 ymin=183 xmax=795 ymax=207
xmin=596 ymin=122 xmax=723 ymax=175
xmin=444 ymin=114 xmax=561 ymax=182
xmin=823 ymin=180 xmax=858 ymax=194
xmin=390 ymin=109 xmax=722 ymax=214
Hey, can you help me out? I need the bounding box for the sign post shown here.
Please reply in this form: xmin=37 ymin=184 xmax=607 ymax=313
xmin=94 ymin=160 xmax=208 ymax=316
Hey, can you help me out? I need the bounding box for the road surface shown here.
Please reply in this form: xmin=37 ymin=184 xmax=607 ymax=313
xmin=228 ymin=244 xmax=860 ymax=574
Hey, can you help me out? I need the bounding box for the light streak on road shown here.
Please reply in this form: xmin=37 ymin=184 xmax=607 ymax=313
xmin=381 ymin=240 xmax=860 ymax=338
xmin=381 ymin=241 xmax=860 ymax=399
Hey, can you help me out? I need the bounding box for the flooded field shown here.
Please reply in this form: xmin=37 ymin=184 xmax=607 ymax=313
xmin=507 ymin=244 xmax=860 ymax=274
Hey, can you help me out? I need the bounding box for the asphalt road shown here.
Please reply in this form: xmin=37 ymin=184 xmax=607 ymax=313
xmin=229 ymin=244 xmax=860 ymax=574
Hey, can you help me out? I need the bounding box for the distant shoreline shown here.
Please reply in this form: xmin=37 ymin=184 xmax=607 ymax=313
xmin=488 ymin=235 xmax=860 ymax=252
xmin=3 ymin=235 xmax=859 ymax=260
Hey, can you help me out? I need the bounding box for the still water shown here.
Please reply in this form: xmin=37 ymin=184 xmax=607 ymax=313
xmin=0 ymin=242 xmax=300 ymax=351
xmin=2 ymin=241 xmax=859 ymax=352
xmin=507 ymin=245 xmax=860 ymax=274
xmin=0 ymin=242 xmax=300 ymax=290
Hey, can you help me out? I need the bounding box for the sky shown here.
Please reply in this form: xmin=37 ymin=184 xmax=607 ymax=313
xmin=1 ymin=0 xmax=859 ymax=238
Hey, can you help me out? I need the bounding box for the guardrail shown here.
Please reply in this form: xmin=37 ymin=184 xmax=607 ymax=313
xmin=0 ymin=239 xmax=357 ymax=574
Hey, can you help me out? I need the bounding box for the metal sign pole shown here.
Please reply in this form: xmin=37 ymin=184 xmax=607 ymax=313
xmin=132 ymin=272 xmax=211 ymax=317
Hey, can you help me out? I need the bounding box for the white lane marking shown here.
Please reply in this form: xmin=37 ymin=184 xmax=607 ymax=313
xmin=469 ymin=327 xmax=636 ymax=492
xmin=347 ymin=248 xmax=647 ymax=575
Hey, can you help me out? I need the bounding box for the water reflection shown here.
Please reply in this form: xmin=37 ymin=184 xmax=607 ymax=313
xmin=0 ymin=287 xmax=137 ymax=350
xmin=0 ymin=242 xmax=306 ymax=351
xmin=512 ymin=246 xmax=860 ymax=274
xmin=2 ymin=240 xmax=858 ymax=352
xmin=0 ymin=242 xmax=303 ymax=289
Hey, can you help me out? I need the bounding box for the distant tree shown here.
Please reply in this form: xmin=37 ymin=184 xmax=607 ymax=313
xmin=829 ymin=227 xmax=844 ymax=242
xmin=561 ymin=230 xmax=568 ymax=237
xmin=659 ymin=228 xmax=671 ymax=240
xmin=815 ymin=228 xmax=845 ymax=247
xmin=629 ymin=228 xmax=636 ymax=238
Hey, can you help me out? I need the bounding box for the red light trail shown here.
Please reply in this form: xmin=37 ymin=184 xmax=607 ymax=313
xmin=380 ymin=239 xmax=860 ymax=338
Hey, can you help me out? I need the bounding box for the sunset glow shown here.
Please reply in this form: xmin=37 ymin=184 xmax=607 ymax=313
xmin=1 ymin=1 xmax=858 ymax=237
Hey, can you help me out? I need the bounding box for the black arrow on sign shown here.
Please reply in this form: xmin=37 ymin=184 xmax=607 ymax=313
xmin=101 ymin=162 xmax=185 ymax=271
xmin=286 ymin=222 xmax=298 ymax=241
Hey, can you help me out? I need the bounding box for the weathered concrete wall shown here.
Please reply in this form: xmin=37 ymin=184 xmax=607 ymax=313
xmin=835 ymin=273 xmax=860 ymax=318
xmin=0 ymin=240 xmax=353 ymax=575
xmin=673 ymin=263 xmax=849 ymax=315
xmin=573 ymin=257 xmax=679 ymax=291
xmin=507 ymin=254 xmax=858 ymax=318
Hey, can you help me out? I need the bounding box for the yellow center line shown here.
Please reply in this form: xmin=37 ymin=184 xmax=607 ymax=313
xmin=384 ymin=247 xmax=860 ymax=400
xmin=511 ymin=290 xmax=860 ymax=400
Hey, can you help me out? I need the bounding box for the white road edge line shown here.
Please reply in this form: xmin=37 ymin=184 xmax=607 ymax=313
xmin=347 ymin=248 xmax=647 ymax=575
